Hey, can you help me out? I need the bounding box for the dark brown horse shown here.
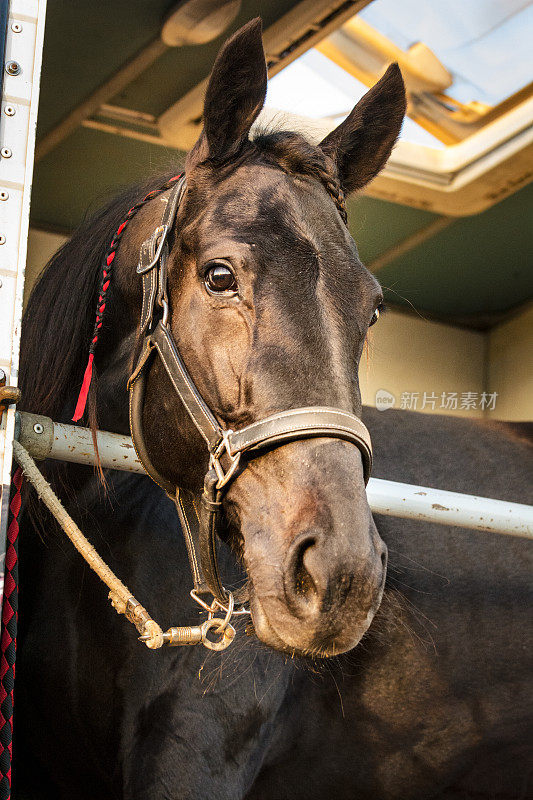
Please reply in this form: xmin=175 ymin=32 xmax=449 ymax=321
xmin=15 ymin=19 xmax=532 ymax=800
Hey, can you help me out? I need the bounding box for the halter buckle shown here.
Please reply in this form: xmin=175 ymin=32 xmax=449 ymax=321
xmin=137 ymin=225 xmax=169 ymax=274
xmin=210 ymin=429 xmax=241 ymax=490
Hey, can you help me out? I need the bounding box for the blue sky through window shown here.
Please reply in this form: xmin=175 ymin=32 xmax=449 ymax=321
xmin=265 ymin=0 xmax=532 ymax=148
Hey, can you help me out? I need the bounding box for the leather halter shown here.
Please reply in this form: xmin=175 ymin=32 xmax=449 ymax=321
xmin=128 ymin=176 xmax=373 ymax=607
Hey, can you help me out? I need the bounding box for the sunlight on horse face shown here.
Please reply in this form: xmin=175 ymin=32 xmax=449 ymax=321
xmin=169 ymin=164 xmax=386 ymax=655
xmin=136 ymin=19 xmax=405 ymax=656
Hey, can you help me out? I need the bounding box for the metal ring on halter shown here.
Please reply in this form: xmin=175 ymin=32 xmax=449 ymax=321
xmin=200 ymin=618 xmax=236 ymax=651
xmin=208 ymin=591 xmax=234 ymax=632
xmin=190 ymin=588 xmax=229 ymax=613
xmin=190 ymin=589 xmax=213 ymax=613
xmin=191 ymin=588 xmax=250 ymax=618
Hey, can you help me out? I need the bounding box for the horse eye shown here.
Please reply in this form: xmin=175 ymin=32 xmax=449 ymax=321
xmin=369 ymin=303 xmax=384 ymax=327
xmin=204 ymin=261 xmax=237 ymax=295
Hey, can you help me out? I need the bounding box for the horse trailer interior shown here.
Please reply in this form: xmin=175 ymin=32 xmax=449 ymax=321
xmin=0 ymin=2 xmax=531 ymax=798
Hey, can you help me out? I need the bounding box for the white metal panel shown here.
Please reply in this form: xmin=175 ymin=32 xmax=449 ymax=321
xmin=0 ymin=0 xmax=47 ymax=589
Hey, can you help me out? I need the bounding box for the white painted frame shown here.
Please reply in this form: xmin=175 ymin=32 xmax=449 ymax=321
xmin=0 ymin=0 xmax=47 ymax=587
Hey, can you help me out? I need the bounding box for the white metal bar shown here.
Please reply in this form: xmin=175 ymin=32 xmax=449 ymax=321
xmin=0 ymin=0 xmax=47 ymax=587
xmin=50 ymin=421 xmax=143 ymax=473
xmin=17 ymin=412 xmax=143 ymax=473
xmin=366 ymin=478 xmax=533 ymax=540
xmin=16 ymin=413 xmax=533 ymax=539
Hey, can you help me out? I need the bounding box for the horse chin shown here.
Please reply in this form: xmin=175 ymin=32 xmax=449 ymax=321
xmin=248 ymin=582 xmax=378 ymax=658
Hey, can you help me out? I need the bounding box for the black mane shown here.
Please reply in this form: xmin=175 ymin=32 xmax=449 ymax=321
xmin=20 ymin=172 xmax=178 ymax=423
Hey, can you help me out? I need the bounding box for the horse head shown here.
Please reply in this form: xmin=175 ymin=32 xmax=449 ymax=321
xmin=106 ymin=19 xmax=406 ymax=656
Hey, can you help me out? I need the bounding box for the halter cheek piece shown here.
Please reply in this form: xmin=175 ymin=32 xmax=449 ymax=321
xmin=128 ymin=175 xmax=373 ymax=617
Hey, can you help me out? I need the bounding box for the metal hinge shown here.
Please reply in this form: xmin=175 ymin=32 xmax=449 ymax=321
xmin=0 ymin=369 xmax=21 ymax=423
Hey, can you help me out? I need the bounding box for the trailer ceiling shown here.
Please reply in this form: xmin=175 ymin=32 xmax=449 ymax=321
xmin=29 ymin=0 xmax=532 ymax=329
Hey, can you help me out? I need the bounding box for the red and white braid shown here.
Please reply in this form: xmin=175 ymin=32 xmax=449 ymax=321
xmin=72 ymin=174 xmax=183 ymax=422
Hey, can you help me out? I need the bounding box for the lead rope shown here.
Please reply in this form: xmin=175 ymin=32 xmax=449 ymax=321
xmin=0 ymin=468 xmax=22 ymax=800
xmin=11 ymin=441 xmax=236 ymax=651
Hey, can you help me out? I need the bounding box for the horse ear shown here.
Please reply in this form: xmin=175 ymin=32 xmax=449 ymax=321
xmin=187 ymin=18 xmax=267 ymax=167
xmin=319 ymin=64 xmax=406 ymax=194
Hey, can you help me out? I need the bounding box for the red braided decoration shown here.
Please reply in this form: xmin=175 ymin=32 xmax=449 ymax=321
xmin=0 ymin=467 xmax=23 ymax=800
xmin=72 ymin=174 xmax=183 ymax=421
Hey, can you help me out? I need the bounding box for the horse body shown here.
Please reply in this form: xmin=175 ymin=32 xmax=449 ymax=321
xmin=16 ymin=472 xmax=290 ymax=799
xmin=16 ymin=411 xmax=532 ymax=799
xmin=13 ymin=19 xmax=531 ymax=799
xmin=249 ymin=409 xmax=533 ymax=800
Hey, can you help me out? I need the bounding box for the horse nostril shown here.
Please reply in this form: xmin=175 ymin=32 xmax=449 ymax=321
xmin=295 ymin=538 xmax=317 ymax=597
xmin=285 ymin=534 xmax=321 ymax=619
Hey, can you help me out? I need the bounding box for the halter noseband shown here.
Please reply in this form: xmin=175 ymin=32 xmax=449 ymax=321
xmin=127 ymin=175 xmax=373 ymax=611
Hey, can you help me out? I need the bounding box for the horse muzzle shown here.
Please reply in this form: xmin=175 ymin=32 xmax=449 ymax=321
xmin=229 ymin=439 xmax=387 ymax=656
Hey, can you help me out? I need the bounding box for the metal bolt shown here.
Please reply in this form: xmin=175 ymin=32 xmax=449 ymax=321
xmin=0 ymin=235 xmax=5 ymax=244
xmin=5 ymin=61 xmax=21 ymax=76
xmin=1 ymin=148 xmax=12 ymax=158
xmin=11 ymin=22 xmax=22 ymax=33
xmin=4 ymin=105 xmax=15 ymax=116
xmin=33 ymin=422 xmax=44 ymax=435
xmin=0 ymin=191 xmax=8 ymax=201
